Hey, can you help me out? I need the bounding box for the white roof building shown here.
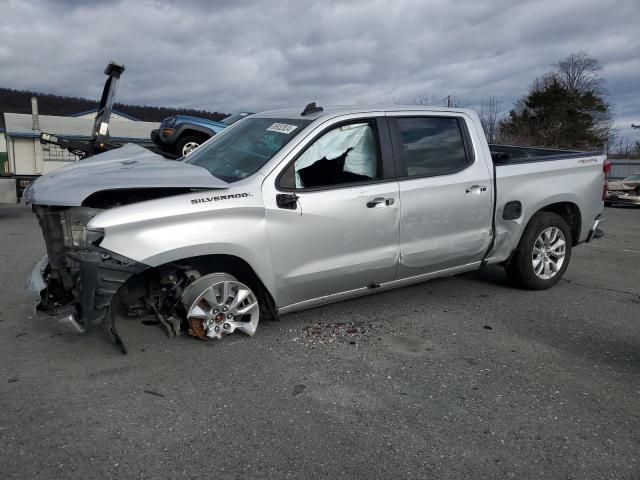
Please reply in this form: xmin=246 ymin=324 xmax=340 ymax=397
xmin=3 ymin=112 xmax=159 ymax=177
xmin=4 ymin=112 xmax=158 ymax=142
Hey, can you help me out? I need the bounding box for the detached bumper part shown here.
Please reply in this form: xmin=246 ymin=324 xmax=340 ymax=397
xmin=26 ymin=256 xmax=85 ymax=334
xmin=26 ymin=249 xmax=147 ymax=337
xmin=585 ymin=215 xmax=605 ymax=243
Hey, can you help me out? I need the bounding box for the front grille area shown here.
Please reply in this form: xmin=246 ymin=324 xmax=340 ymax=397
xmin=33 ymin=205 xmax=146 ymax=329
xmin=34 ymin=207 xmax=75 ymax=292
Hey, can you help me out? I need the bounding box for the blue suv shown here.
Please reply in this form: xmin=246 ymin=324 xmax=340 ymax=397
xmin=151 ymin=112 xmax=253 ymax=157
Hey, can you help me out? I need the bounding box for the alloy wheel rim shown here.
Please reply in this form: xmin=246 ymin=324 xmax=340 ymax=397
xmin=532 ymin=227 xmax=566 ymax=280
xmin=185 ymin=280 xmax=259 ymax=339
xmin=182 ymin=141 xmax=200 ymax=156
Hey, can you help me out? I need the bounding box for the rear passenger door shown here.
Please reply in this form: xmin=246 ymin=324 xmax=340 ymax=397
xmin=388 ymin=113 xmax=493 ymax=278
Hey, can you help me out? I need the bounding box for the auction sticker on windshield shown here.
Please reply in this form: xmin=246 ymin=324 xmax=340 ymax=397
xmin=266 ymin=123 xmax=298 ymax=134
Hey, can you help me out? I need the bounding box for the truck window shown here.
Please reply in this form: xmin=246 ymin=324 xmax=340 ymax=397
xmin=280 ymin=121 xmax=381 ymax=189
xmin=396 ymin=117 xmax=470 ymax=178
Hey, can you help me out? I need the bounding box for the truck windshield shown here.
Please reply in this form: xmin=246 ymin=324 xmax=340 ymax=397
xmin=186 ymin=118 xmax=311 ymax=182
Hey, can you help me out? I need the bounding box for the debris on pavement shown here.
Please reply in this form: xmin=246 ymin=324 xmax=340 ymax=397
xmin=290 ymin=321 xmax=380 ymax=347
xmin=292 ymin=384 xmax=306 ymax=396
xmin=143 ymin=389 xmax=165 ymax=397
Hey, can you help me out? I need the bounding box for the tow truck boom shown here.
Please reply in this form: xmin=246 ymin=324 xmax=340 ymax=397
xmin=39 ymin=61 xmax=176 ymax=159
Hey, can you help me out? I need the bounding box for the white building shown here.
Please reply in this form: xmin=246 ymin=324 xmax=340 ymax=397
xmin=0 ymin=129 xmax=7 ymax=176
xmin=3 ymin=109 xmax=159 ymax=177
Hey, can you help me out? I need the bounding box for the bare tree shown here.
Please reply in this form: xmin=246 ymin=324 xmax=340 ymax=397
xmin=445 ymin=95 xmax=468 ymax=108
xmin=555 ymin=52 xmax=606 ymax=95
xmin=556 ymin=53 xmax=613 ymax=145
xmin=609 ymin=136 xmax=640 ymax=159
xmin=479 ymin=96 xmax=502 ymax=143
xmin=413 ymin=94 xmax=431 ymax=105
xmin=412 ymin=93 xmax=468 ymax=108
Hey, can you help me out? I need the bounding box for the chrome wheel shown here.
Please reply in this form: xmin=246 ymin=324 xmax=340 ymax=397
xmin=532 ymin=227 xmax=566 ymax=280
xmin=181 ymin=141 xmax=200 ymax=156
xmin=182 ymin=273 xmax=259 ymax=340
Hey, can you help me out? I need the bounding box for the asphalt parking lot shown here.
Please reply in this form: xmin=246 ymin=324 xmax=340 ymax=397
xmin=0 ymin=205 xmax=638 ymax=479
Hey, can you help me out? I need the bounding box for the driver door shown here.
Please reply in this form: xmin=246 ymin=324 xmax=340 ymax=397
xmin=263 ymin=116 xmax=400 ymax=308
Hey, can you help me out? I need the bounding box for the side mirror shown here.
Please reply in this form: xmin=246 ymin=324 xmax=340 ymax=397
xmin=276 ymin=193 xmax=299 ymax=210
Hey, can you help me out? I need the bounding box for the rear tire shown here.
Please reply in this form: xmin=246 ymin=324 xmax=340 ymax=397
xmin=505 ymin=212 xmax=572 ymax=290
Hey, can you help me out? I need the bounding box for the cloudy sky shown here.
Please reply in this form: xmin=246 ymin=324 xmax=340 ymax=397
xmin=1 ymin=0 xmax=638 ymax=139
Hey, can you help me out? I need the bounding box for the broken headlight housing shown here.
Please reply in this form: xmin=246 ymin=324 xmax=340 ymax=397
xmin=69 ymin=226 xmax=104 ymax=247
xmin=60 ymin=208 xmax=104 ymax=248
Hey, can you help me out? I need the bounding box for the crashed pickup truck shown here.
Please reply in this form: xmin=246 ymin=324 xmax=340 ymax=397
xmin=25 ymin=104 xmax=608 ymax=352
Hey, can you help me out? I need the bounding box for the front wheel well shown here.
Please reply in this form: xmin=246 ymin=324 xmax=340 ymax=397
xmin=537 ymin=202 xmax=581 ymax=245
xmin=174 ymin=254 xmax=277 ymax=320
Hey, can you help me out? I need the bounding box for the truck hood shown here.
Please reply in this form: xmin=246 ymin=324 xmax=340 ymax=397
xmin=24 ymin=143 xmax=227 ymax=207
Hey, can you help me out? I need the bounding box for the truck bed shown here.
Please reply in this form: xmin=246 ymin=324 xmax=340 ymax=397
xmin=488 ymin=149 xmax=606 ymax=265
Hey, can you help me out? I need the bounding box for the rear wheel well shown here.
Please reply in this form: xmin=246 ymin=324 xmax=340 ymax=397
xmin=537 ymin=202 xmax=581 ymax=246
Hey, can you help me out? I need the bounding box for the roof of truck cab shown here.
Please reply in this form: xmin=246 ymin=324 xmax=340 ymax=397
xmin=251 ymin=105 xmax=476 ymax=121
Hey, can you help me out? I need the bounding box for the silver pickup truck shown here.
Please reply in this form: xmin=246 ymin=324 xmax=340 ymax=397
xmin=25 ymin=104 xmax=608 ymax=352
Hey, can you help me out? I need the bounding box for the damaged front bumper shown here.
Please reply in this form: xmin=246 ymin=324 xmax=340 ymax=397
xmin=26 ymin=248 xmax=148 ymax=337
xmin=26 ymin=255 xmax=85 ymax=334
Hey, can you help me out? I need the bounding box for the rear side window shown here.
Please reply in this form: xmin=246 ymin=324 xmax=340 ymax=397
xmin=396 ymin=117 xmax=471 ymax=178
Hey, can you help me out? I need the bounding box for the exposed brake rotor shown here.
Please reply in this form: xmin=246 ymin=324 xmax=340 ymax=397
xmin=189 ymin=317 xmax=208 ymax=339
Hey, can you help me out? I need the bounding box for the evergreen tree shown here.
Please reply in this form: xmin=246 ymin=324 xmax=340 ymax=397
xmin=500 ymin=53 xmax=612 ymax=150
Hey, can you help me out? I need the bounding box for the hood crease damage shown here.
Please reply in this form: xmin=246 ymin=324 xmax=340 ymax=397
xmin=24 ymin=143 xmax=228 ymax=207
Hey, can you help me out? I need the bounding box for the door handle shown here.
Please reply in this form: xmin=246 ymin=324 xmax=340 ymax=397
xmin=465 ymin=185 xmax=488 ymax=194
xmin=367 ymin=197 xmax=394 ymax=208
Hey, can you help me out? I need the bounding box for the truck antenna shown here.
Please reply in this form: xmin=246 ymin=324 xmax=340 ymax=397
xmin=301 ymin=102 xmax=323 ymax=116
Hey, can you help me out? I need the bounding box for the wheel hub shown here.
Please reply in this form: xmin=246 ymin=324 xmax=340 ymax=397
xmin=181 ymin=274 xmax=260 ymax=340
xmin=182 ymin=141 xmax=200 ymax=156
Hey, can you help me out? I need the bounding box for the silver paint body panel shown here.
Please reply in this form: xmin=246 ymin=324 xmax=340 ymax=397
xmin=392 ymin=110 xmax=494 ymax=277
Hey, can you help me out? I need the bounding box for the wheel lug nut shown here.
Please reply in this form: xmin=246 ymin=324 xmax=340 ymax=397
xmin=222 ymin=307 xmax=228 ymax=312
xmin=214 ymin=326 xmax=220 ymax=333
xmin=227 ymin=313 xmax=233 ymax=319
xmin=223 ymin=323 xmax=230 ymax=330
